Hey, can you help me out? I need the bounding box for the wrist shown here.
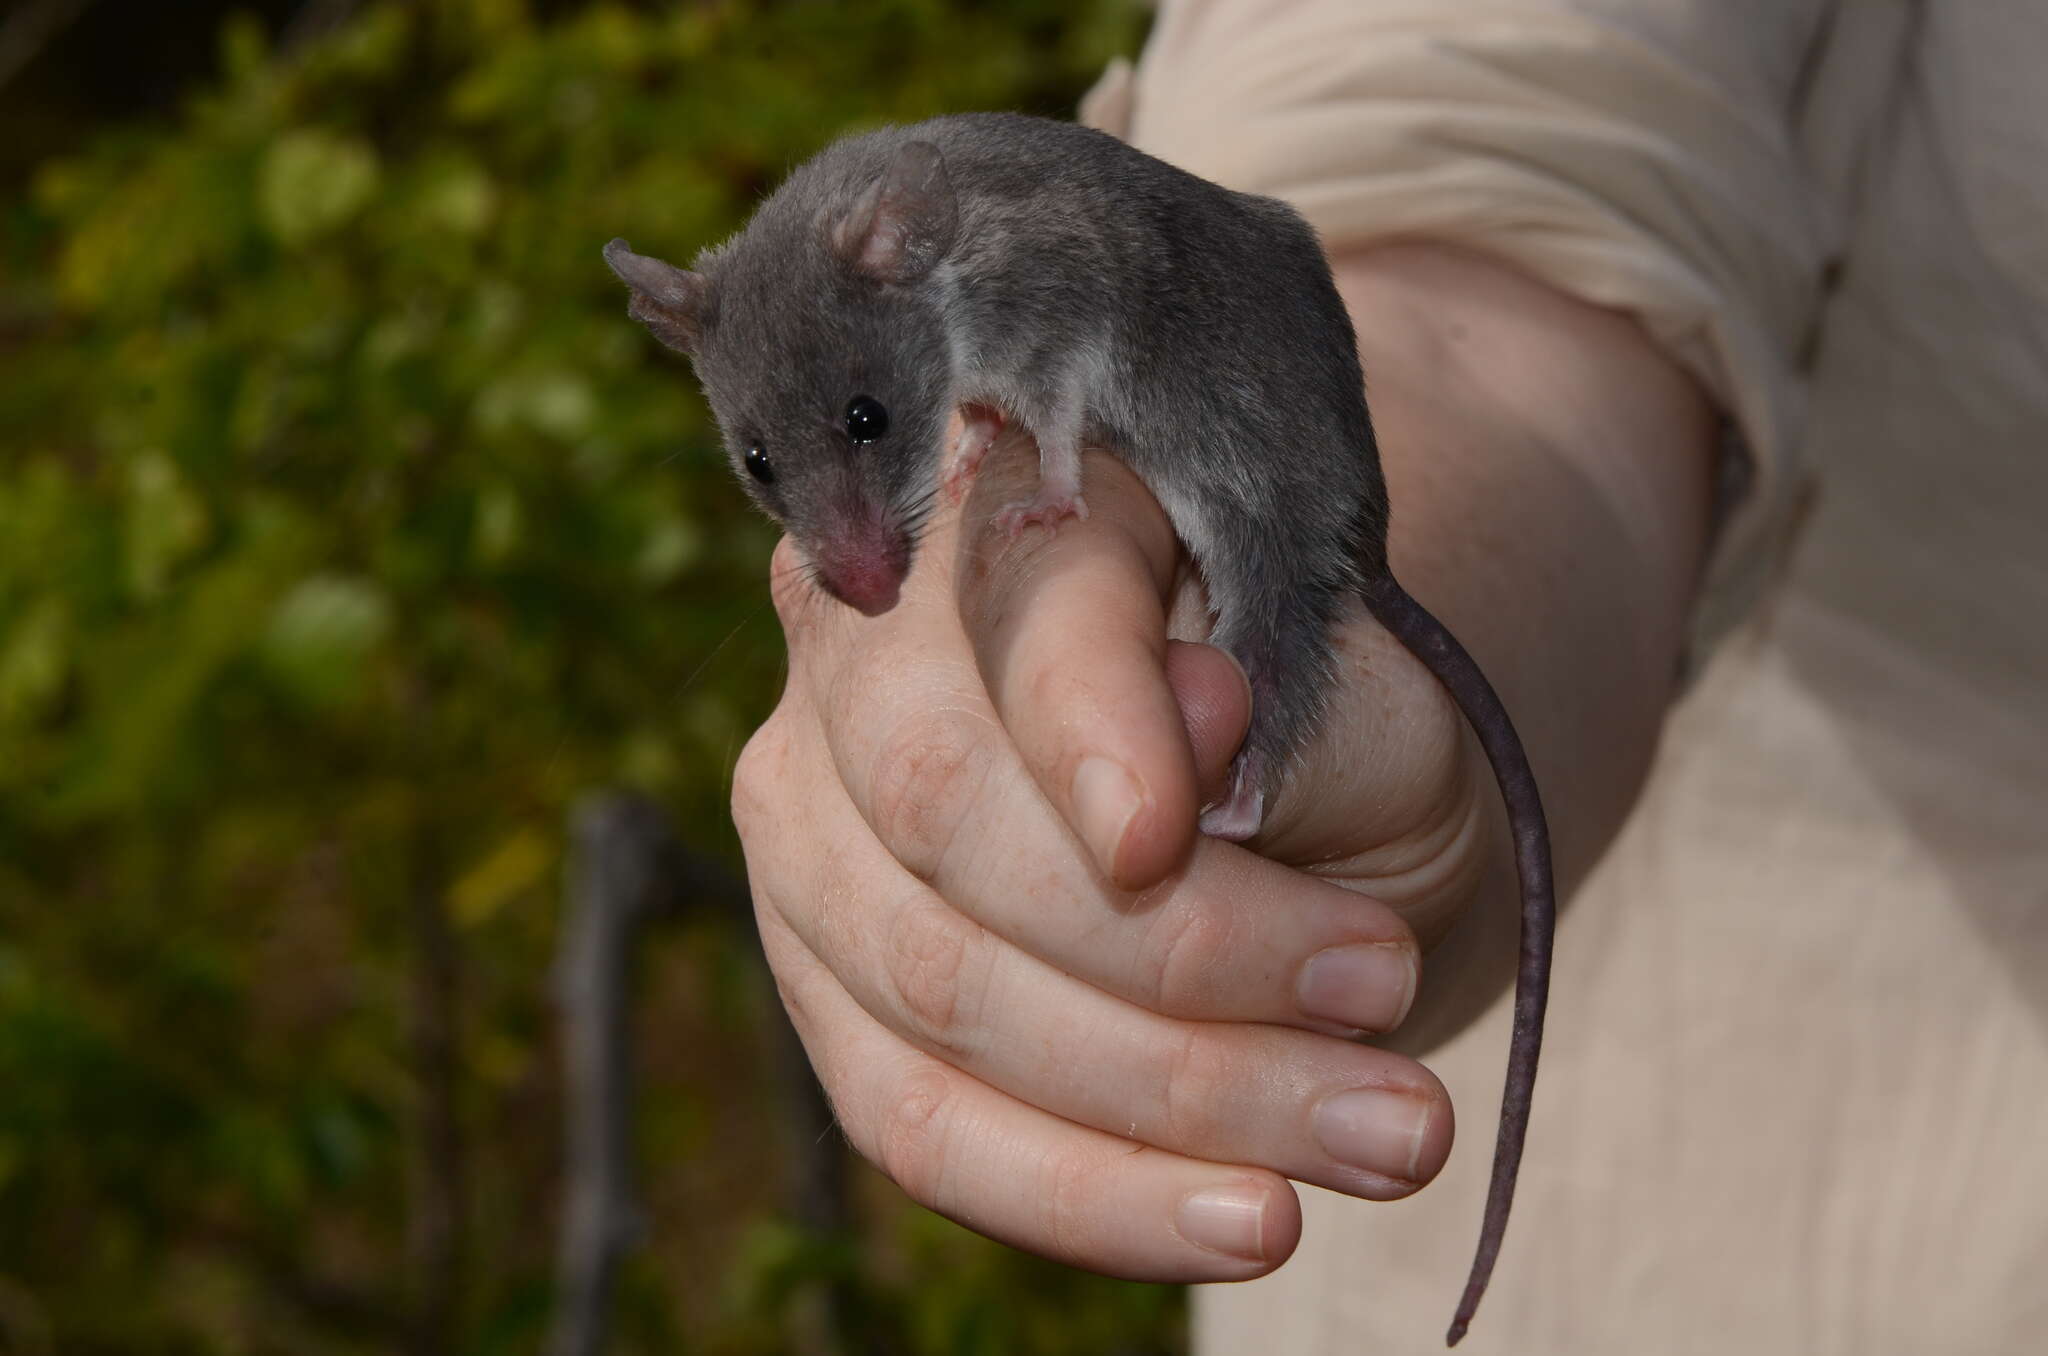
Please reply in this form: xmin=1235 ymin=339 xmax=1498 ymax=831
xmin=1326 ymin=241 xmax=1718 ymax=1023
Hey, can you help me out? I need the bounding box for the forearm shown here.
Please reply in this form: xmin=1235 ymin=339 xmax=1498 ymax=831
xmin=1331 ymin=243 xmax=1720 ymax=1022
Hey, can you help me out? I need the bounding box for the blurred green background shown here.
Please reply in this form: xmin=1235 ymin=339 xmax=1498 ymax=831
xmin=0 ymin=1 xmax=1179 ymax=1351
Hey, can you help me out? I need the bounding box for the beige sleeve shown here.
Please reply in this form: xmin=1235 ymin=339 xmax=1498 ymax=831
xmin=1081 ymin=0 xmax=1843 ymax=658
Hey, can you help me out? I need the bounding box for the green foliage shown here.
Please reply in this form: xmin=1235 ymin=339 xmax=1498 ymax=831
xmin=0 ymin=1 xmax=1162 ymax=1351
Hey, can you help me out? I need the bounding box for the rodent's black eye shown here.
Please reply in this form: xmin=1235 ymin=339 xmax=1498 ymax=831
xmin=744 ymin=445 xmax=774 ymax=484
xmin=845 ymin=395 xmax=889 ymax=443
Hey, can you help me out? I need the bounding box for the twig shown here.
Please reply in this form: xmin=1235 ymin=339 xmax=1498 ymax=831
xmin=547 ymin=793 xmax=684 ymax=1356
xmin=549 ymin=791 xmax=856 ymax=1356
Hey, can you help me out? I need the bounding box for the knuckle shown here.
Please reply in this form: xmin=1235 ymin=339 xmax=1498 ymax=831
xmin=1148 ymin=903 xmax=1253 ymax=1016
xmin=880 ymin=898 xmax=986 ymax=1058
xmin=872 ymin=1062 xmax=964 ymax=1206
xmin=865 ymin=708 xmax=997 ymax=877
xmin=1038 ymin=1144 xmax=1127 ymax=1266
xmin=1019 ymin=643 xmax=1075 ymax=714
xmin=1156 ymin=1025 xmax=1229 ymax=1152
xmin=729 ymin=715 xmax=795 ymax=841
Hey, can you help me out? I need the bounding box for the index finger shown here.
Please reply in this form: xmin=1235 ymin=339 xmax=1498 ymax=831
xmin=954 ymin=432 xmax=1237 ymax=889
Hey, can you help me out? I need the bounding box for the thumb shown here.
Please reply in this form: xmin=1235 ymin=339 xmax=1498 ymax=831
xmin=1165 ymin=640 xmax=1252 ymax=811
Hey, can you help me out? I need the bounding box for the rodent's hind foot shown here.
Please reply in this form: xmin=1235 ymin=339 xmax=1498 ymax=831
xmin=1198 ymin=758 xmax=1265 ymax=840
xmin=993 ymin=487 xmax=1088 ymax=537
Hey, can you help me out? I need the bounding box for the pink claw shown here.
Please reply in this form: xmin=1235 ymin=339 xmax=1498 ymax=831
xmin=994 ymin=489 xmax=1089 ymax=537
xmin=1199 ymin=767 xmax=1266 ymax=841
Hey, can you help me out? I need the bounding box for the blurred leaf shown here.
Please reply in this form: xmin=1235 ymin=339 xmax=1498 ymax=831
xmin=419 ymin=155 xmax=499 ymax=236
xmin=0 ymin=597 xmax=69 ymax=726
xmin=472 ymin=481 xmax=524 ymax=566
xmin=450 ymin=826 xmax=552 ymax=929
xmin=634 ymin=513 xmax=700 ymax=584
xmin=124 ymin=450 xmax=211 ymax=600
xmin=53 ymin=534 xmax=305 ymax=816
xmin=218 ymin=12 xmax=270 ymax=86
xmin=260 ymin=129 xmax=381 ymax=244
xmin=258 ymin=573 xmax=394 ymax=709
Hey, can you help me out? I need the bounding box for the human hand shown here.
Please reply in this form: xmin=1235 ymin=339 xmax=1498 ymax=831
xmin=733 ymin=419 xmax=1491 ymax=1279
xmin=731 ymin=235 xmax=1716 ymax=1287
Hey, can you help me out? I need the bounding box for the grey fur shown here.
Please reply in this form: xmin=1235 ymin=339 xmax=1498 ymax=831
xmin=604 ymin=113 xmax=1554 ymax=1346
xmin=608 ymin=114 xmax=1378 ymax=795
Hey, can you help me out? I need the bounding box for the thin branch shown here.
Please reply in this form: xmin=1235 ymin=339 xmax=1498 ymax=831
xmin=549 ymin=791 xmax=856 ymax=1356
xmin=547 ymin=793 xmax=682 ymax=1356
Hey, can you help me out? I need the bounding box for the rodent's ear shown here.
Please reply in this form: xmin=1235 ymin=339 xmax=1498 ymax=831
xmin=603 ymin=238 xmax=712 ymax=354
xmin=825 ymin=140 xmax=958 ymax=284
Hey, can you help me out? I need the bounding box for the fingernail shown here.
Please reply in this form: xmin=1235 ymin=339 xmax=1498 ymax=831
xmin=1072 ymin=756 xmax=1144 ymax=881
xmin=1178 ymin=1185 xmax=1268 ymax=1262
xmin=1296 ymin=943 xmax=1417 ymax=1033
xmin=1313 ymin=1088 xmax=1432 ymax=1182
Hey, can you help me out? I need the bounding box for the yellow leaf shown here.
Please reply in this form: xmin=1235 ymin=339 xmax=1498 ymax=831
xmin=450 ymin=827 xmax=553 ymax=929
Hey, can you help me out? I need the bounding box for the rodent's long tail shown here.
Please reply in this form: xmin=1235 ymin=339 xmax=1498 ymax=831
xmin=1359 ymin=573 xmax=1556 ymax=1349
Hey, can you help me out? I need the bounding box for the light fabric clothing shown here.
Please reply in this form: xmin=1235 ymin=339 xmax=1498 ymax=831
xmin=1083 ymin=3 xmax=2048 ymax=1352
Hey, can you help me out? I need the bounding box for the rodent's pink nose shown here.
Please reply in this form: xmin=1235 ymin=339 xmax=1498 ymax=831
xmin=825 ymin=559 xmax=903 ymax=615
xmin=815 ymin=529 xmax=910 ymax=616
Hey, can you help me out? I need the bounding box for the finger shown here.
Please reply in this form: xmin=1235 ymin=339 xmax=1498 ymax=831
xmin=802 ymin=604 xmax=1421 ymax=1034
xmin=754 ymin=901 xmax=1303 ymax=1281
xmin=770 ymin=442 xmax=1421 ymax=1036
xmin=956 ymin=441 xmax=1200 ymax=891
xmin=750 ymin=701 xmax=1453 ymax=1196
xmin=1164 ymin=640 xmax=1251 ymax=806
xmin=767 ymin=532 xmax=871 ymax=672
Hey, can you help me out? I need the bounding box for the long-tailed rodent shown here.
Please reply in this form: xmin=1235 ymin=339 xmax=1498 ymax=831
xmin=604 ymin=111 xmax=1555 ymax=1346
